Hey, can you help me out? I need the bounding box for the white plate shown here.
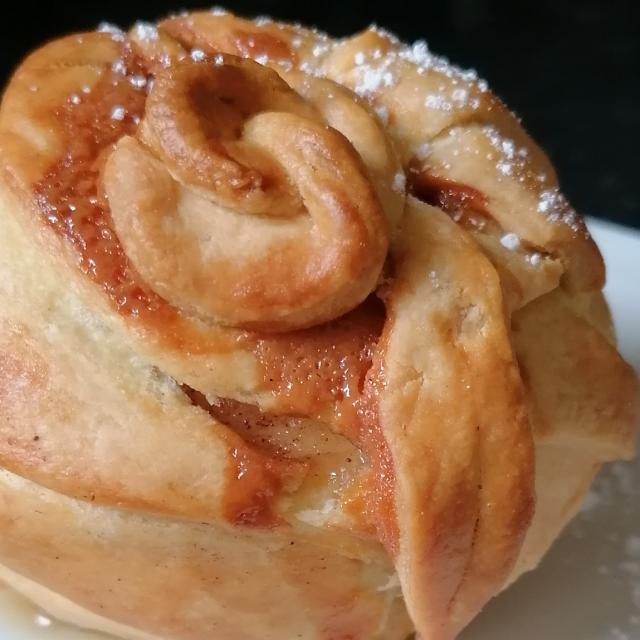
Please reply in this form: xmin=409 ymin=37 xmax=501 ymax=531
xmin=0 ymin=219 xmax=638 ymax=640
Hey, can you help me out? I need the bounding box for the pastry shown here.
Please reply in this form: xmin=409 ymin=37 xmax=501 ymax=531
xmin=0 ymin=9 xmax=637 ymax=640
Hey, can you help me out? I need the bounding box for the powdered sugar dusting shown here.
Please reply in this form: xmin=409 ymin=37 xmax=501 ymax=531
xmin=481 ymin=125 xmax=584 ymax=232
xmin=298 ymin=61 xmax=324 ymax=77
xmin=133 ymin=21 xmax=159 ymax=42
xmin=527 ymin=252 xmax=542 ymax=266
xmin=500 ymin=232 xmax=520 ymax=250
xmin=190 ymin=48 xmax=206 ymax=62
xmin=111 ymin=58 xmax=127 ymax=75
xmin=97 ymin=22 xmax=125 ymax=41
xmin=128 ymin=74 xmax=148 ymax=89
xmin=276 ymin=59 xmax=294 ymax=71
xmin=425 ymin=93 xmax=452 ymax=111
xmin=483 ymin=125 xmax=525 ymax=180
xmin=354 ymin=64 xmax=396 ymax=96
xmin=397 ymin=38 xmax=487 ymax=88
xmin=423 ymin=89 xmax=479 ymax=112
xmin=415 ymin=142 xmax=432 ymax=160
xmin=392 ymin=172 xmax=406 ymax=193
xmin=110 ymin=105 xmax=126 ymax=121
xmin=312 ymin=42 xmax=331 ymax=58
xmin=374 ymin=104 xmax=389 ymax=125
xmin=345 ymin=27 xmax=490 ymax=126
xmin=537 ymin=187 xmax=580 ymax=230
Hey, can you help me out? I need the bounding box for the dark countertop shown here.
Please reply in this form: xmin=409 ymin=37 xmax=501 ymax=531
xmin=1 ymin=0 xmax=638 ymax=228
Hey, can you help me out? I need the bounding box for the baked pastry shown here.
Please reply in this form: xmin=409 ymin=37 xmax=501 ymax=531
xmin=0 ymin=9 xmax=637 ymax=640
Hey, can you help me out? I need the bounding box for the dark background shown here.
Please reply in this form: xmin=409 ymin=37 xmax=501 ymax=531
xmin=1 ymin=0 xmax=638 ymax=228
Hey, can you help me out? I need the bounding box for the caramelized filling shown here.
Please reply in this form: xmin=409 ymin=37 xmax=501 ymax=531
xmin=195 ymin=394 xmax=340 ymax=460
xmin=409 ymin=169 xmax=494 ymax=232
xmin=225 ymin=298 xmax=397 ymax=550
xmin=33 ymin=43 xmax=161 ymax=318
xmin=184 ymin=386 xmax=307 ymax=527
xmin=349 ymin=347 xmax=399 ymax=555
xmin=252 ymin=295 xmax=385 ymax=435
xmin=184 ymin=380 xmax=397 ymax=551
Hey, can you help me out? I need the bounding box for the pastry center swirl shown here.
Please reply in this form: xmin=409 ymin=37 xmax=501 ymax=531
xmin=103 ymin=56 xmax=393 ymax=332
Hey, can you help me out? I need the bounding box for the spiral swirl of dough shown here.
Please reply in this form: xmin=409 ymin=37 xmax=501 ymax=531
xmin=104 ymin=55 xmax=396 ymax=331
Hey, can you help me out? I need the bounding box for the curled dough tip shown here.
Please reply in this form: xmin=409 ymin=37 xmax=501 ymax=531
xmin=104 ymin=57 xmax=392 ymax=331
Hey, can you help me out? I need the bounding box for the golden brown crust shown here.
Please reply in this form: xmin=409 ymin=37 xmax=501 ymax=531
xmin=513 ymin=290 xmax=638 ymax=456
xmin=0 ymin=9 xmax=637 ymax=640
xmin=321 ymin=28 xmax=605 ymax=296
xmin=0 ymin=469 xmax=411 ymax=640
xmin=379 ymin=201 xmax=534 ymax=638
